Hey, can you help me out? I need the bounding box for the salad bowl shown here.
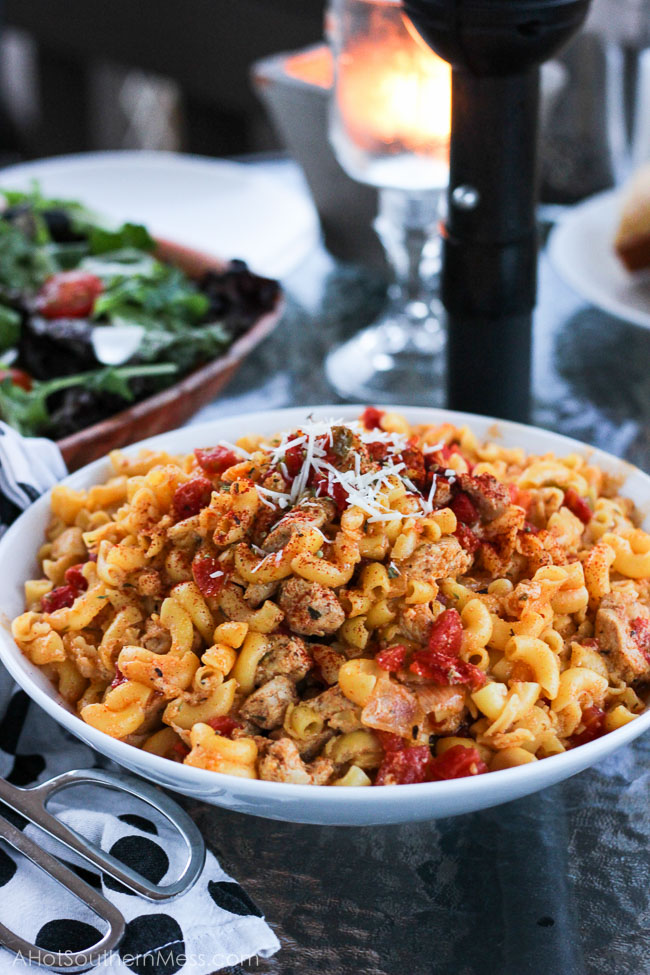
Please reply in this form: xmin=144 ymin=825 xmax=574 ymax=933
xmin=57 ymin=238 xmax=283 ymax=471
xmin=0 ymin=405 xmax=649 ymax=826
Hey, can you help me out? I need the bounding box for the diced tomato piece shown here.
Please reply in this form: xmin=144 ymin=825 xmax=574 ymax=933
xmin=173 ymin=477 xmax=213 ymax=520
xmin=361 ymin=406 xmax=385 ymax=430
xmin=283 ymin=443 xmax=305 ymax=478
xmin=398 ymin=445 xmax=426 ymax=489
xmin=429 ymin=608 xmax=463 ymax=657
xmin=375 ymin=744 xmax=431 ymax=785
xmin=439 ymin=443 xmax=461 ymax=462
xmin=366 ymin=441 xmax=389 ymax=462
xmin=192 ymin=555 xmax=228 ymax=598
xmin=435 ymin=443 xmax=472 ymax=470
xmin=563 ymin=488 xmax=592 ymax=525
xmin=408 ymin=608 xmax=486 ymax=690
xmin=35 ymin=270 xmax=103 ymax=319
xmin=207 ymin=715 xmax=242 ymax=737
xmin=41 ymin=584 xmax=77 ymax=613
xmin=312 ymin=473 xmax=348 ymax=513
xmin=570 ymin=706 xmax=606 ymax=747
xmin=172 ymin=742 xmax=190 ymax=760
xmin=508 ymin=483 xmax=532 ymax=512
xmin=454 ymin=523 xmax=480 ymax=554
xmin=64 ymin=563 xmax=88 ymax=592
xmin=410 ymin=651 xmax=486 ymax=690
xmin=630 ymin=617 xmax=650 ymax=664
xmin=110 ymin=666 xmax=128 ymax=690
xmin=376 ymin=644 xmax=408 ymax=673
xmin=0 ymin=368 xmax=32 ymax=391
xmin=375 ymin=730 xmax=408 ymax=753
xmin=194 ymin=446 xmax=240 ymax=474
xmin=428 ymin=744 xmax=487 ymax=780
xmin=450 ymin=491 xmax=479 ymax=525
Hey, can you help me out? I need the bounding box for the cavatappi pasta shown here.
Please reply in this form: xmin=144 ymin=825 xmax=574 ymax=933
xmin=13 ymin=409 xmax=650 ymax=785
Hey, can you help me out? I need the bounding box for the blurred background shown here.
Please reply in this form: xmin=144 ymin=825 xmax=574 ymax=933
xmin=0 ymin=0 xmax=648 ymax=207
xmin=0 ymin=0 xmax=326 ymax=161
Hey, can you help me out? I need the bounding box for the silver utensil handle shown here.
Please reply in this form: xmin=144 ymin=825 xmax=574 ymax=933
xmin=0 ymin=813 xmax=124 ymax=973
xmin=0 ymin=767 xmax=206 ymax=900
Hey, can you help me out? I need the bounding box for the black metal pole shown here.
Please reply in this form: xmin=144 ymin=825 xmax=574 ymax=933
xmin=402 ymin=0 xmax=593 ymax=424
xmin=443 ymin=68 xmax=539 ymax=422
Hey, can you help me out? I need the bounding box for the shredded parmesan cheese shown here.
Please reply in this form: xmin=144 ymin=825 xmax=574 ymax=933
xmin=251 ymin=418 xmax=442 ymax=523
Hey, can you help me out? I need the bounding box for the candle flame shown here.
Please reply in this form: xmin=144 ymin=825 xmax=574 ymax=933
xmin=338 ymin=7 xmax=451 ymax=159
xmin=284 ymin=16 xmax=450 ymax=161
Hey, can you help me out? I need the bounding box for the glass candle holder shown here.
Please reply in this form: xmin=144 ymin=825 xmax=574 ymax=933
xmin=325 ymin=0 xmax=451 ymax=403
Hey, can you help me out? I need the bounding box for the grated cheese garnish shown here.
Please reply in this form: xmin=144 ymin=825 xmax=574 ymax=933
xmin=253 ymin=419 xmax=444 ymax=523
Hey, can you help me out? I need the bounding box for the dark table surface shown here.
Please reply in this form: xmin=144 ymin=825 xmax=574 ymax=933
xmin=179 ymin=161 xmax=650 ymax=975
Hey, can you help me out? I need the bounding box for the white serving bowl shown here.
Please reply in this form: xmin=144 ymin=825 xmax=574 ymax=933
xmin=0 ymin=406 xmax=649 ymax=826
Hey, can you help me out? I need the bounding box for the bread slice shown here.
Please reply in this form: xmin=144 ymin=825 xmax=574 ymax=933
xmin=615 ymin=163 xmax=650 ymax=272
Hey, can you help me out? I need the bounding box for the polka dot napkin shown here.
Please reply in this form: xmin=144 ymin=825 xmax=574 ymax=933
xmin=0 ymin=423 xmax=280 ymax=973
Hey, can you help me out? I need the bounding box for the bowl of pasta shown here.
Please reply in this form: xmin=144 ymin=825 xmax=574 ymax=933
xmin=1 ymin=405 xmax=649 ymax=826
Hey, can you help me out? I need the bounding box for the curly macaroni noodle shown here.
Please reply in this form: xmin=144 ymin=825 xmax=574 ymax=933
xmin=11 ymin=412 xmax=650 ymax=786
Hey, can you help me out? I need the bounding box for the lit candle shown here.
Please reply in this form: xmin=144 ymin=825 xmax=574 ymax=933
xmin=329 ymin=0 xmax=451 ymax=190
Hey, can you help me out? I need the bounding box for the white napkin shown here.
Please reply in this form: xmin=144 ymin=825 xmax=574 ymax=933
xmin=0 ymin=422 xmax=280 ymax=973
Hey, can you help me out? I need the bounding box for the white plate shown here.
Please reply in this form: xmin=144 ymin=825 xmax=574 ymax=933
xmin=0 ymin=150 xmax=319 ymax=279
xmin=0 ymin=405 xmax=649 ymax=826
xmin=548 ymin=188 xmax=650 ymax=329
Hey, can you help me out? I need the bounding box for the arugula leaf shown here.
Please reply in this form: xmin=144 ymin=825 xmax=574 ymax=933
xmin=2 ymin=182 xmax=89 ymax=216
xmin=0 ymin=362 xmax=177 ymax=436
xmin=136 ymin=321 xmax=230 ymax=372
xmin=43 ymin=241 xmax=90 ymax=270
xmin=0 ymin=221 xmax=57 ymax=294
xmin=89 ymin=222 xmax=155 ymax=256
xmin=84 ymin=367 xmax=137 ymax=401
xmin=92 ymin=261 xmax=209 ymax=326
xmin=0 ymin=305 xmax=21 ymax=351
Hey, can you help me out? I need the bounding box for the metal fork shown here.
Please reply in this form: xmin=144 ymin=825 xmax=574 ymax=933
xmin=0 ymin=767 xmax=206 ymax=972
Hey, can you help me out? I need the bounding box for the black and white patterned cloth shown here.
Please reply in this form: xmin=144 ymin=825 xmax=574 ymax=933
xmin=0 ymin=423 xmax=280 ymax=973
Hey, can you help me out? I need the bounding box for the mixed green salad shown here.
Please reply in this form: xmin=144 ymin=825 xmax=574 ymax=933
xmin=0 ymin=185 xmax=279 ymax=438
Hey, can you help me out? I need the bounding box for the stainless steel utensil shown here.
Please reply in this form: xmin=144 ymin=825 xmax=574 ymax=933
xmin=0 ymin=767 xmax=206 ymax=972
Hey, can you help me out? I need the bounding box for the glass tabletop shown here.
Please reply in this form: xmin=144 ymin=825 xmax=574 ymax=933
xmin=186 ymin=158 xmax=650 ymax=975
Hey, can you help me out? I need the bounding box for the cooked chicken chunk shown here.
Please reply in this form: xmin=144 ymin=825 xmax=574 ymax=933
xmin=140 ymin=618 xmax=172 ymax=655
xmin=279 ymin=578 xmax=345 ymax=636
xmin=311 ymin=644 xmax=346 ymax=685
xmin=401 ymin=537 xmax=473 ymax=583
xmin=257 ymin=737 xmax=333 ymax=784
xmin=398 ymin=603 xmax=435 ymax=645
xmin=262 ymin=498 xmax=336 ymax=553
xmin=457 ymin=473 xmax=510 ymax=522
xmin=244 ymin=580 xmax=279 ymax=607
xmin=305 ymin=685 xmax=362 ymax=732
xmin=239 ymin=675 xmax=298 ymax=729
xmin=255 ymin=634 xmax=313 ymax=686
xmin=595 ymin=594 xmax=650 ymax=683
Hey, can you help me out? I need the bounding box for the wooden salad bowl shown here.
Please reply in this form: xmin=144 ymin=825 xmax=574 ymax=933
xmin=57 ymin=238 xmax=284 ymax=472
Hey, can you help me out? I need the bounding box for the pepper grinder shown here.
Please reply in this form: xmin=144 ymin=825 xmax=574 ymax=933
xmin=402 ymin=0 xmax=593 ymax=422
